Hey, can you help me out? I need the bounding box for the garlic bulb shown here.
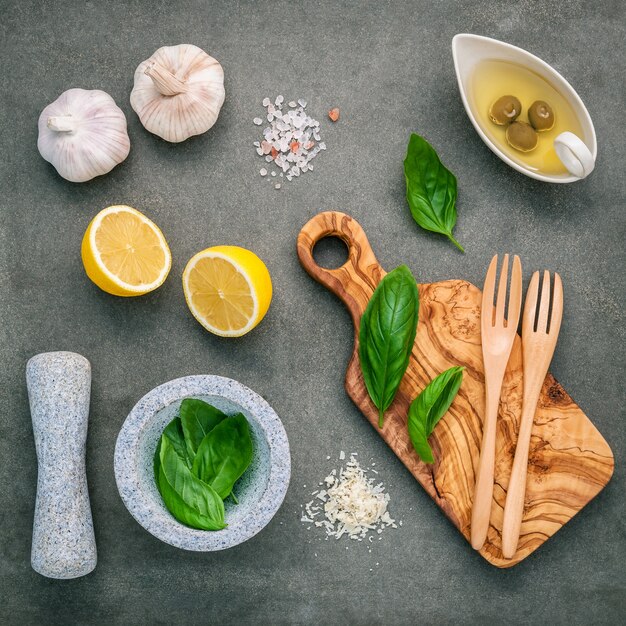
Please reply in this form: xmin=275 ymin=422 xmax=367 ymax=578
xmin=37 ymin=89 xmax=130 ymax=183
xmin=130 ymin=44 xmax=225 ymax=143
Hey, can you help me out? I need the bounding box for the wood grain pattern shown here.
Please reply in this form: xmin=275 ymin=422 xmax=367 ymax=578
xmin=297 ymin=211 xmax=614 ymax=568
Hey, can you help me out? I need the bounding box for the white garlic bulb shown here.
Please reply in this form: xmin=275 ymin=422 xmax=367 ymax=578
xmin=130 ymin=44 xmax=225 ymax=143
xmin=37 ymin=89 xmax=131 ymax=183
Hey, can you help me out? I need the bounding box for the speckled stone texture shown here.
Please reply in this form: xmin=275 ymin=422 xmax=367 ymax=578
xmin=26 ymin=352 xmax=97 ymax=579
xmin=114 ymin=376 xmax=290 ymax=551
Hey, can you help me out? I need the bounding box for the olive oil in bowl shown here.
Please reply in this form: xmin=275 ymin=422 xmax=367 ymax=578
xmin=469 ymin=59 xmax=585 ymax=176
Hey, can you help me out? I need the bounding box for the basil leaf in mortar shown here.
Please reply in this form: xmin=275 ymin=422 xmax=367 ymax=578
xmin=159 ymin=436 xmax=226 ymax=530
xmin=179 ymin=398 xmax=228 ymax=459
xmin=157 ymin=465 xmax=225 ymax=531
xmin=408 ymin=366 xmax=465 ymax=464
xmin=404 ymin=133 xmax=464 ymax=252
xmin=192 ymin=413 xmax=253 ymax=500
xmin=359 ymin=265 xmax=419 ymax=428
xmin=154 ymin=416 xmax=191 ymax=482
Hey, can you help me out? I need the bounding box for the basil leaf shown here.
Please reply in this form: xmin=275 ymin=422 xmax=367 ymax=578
xmin=404 ymin=133 xmax=464 ymax=252
xmin=157 ymin=465 xmax=225 ymax=531
xmin=179 ymin=398 xmax=227 ymax=459
xmin=407 ymin=411 xmax=434 ymax=464
xmin=154 ymin=416 xmax=190 ymax=482
xmin=408 ymin=366 xmax=465 ymax=464
xmin=192 ymin=414 xmax=254 ymax=500
xmin=359 ymin=265 xmax=419 ymax=428
xmin=159 ymin=436 xmax=226 ymax=530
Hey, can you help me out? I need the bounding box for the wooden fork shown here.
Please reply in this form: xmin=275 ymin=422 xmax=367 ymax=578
xmin=501 ymin=270 xmax=563 ymax=558
xmin=471 ymin=254 xmax=522 ymax=550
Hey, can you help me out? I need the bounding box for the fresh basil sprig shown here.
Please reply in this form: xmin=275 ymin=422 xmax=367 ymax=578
xmin=408 ymin=366 xmax=465 ymax=464
xmin=359 ymin=265 xmax=419 ymax=428
xmin=154 ymin=398 xmax=254 ymax=531
xmin=404 ymin=133 xmax=464 ymax=252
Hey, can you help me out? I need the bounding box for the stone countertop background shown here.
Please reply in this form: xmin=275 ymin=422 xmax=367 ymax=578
xmin=1 ymin=0 xmax=624 ymax=624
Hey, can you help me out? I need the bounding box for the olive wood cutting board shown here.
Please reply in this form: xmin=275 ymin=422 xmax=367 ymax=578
xmin=297 ymin=211 xmax=614 ymax=568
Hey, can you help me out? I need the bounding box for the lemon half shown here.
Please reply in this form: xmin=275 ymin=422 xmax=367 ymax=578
xmin=81 ymin=205 xmax=171 ymax=297
xmin=182 ymin=246 xmax=272 ymax=337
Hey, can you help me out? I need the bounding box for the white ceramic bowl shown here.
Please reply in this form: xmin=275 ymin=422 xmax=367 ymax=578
xmin=114 ymin=375 xmax=290 ymax=551
xmin=452 ymin=33 xmax=597 ymax=183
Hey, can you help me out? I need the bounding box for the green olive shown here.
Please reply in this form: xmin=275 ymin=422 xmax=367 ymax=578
xmin=488 ymin=95 xmax=522 ymax=125
xmin=505 ymin=121 xmax=538 ymax=152
xmin=528 ymin=100 xmax=555 ymax=132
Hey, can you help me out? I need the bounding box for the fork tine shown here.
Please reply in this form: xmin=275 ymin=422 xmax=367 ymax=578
xmin=507 ymin=255 xmax=523 ymax=331
xmin=482 ymin=255 xmax=498 ymax=328
xmin=494 ymin=254 xmax=509 ymax=327
xmin=522 ymin=271 xmax=540 ymax=335
xmin=549 ymin=272 xmax=564 ymax=335
xmin=536 ymin=270 xmax=552 ymax=333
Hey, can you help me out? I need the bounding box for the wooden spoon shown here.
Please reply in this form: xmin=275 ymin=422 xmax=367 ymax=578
xmin=501 ymin=271 xmax=563 ymax=558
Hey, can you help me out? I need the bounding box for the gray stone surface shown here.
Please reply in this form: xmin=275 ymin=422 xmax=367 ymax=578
xmin=114 ymin=375 xmax=290 ymax=551
xmin=0 ymin=0 xmax=624 ymax=624
xmin=27 ymin=352 xmax=97 ymax=579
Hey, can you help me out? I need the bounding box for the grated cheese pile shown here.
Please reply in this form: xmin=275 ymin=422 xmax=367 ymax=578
xmin=301 ymin=453 xmax=397 ymax=541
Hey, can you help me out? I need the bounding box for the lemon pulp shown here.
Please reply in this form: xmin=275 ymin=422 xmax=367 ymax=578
xmin=183 ymin=246 xmax=272 ymax=337
xmin=81 ymin=205 xmax=171 ymax=296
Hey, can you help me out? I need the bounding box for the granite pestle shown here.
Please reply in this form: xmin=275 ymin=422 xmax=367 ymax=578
xmin=26 ymin=351 xmax=97 ymax=579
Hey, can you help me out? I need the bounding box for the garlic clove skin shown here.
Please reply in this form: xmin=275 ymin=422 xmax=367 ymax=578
xmin=37 ymin=89 xmax=130 ymax=183
xmin=130 ymin=44 xmax=225 ymax=143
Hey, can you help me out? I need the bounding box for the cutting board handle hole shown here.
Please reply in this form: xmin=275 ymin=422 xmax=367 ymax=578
xmin=312 ymin=236 xmax=349 ymax=270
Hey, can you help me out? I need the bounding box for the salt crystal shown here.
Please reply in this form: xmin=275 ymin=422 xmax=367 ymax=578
xmin=253 ymin=117 xmax=263 ymax=125
xmin=259 ymin=168 xmax=268 ymax=176
xmin=254 ymin=96 xmax=325 ymax=184
xmin=274 ymin=183 xmax=281 ymax=189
